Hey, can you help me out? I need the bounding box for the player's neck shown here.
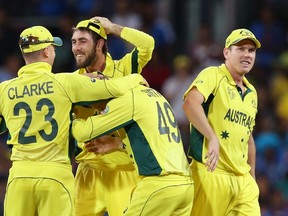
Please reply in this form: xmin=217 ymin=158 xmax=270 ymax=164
xmin=85 ymin=61 xmax=106 ymax=73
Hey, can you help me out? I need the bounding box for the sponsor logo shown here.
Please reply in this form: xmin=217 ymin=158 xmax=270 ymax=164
xmin=227 ymin=87 xmax=236 ymax=100
xmin=195 ymin=80 xmax=203 ymax=84
xmin=251 ymin=99 xmax=257 ymax=108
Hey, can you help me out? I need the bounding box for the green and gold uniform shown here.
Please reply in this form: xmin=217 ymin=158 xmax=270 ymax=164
xmin=73 ymin=27 xmax=154 ymax=216
xmin=73 ymin=85 xmax=194 ymax=216
xmin=183 ymin=64 xmax=260 ymax=216
xmin=0 ymin=62 xmax=143 ymax=216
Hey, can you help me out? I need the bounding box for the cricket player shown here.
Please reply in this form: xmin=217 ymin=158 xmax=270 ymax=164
xmin=183 ymin=28 xmax=261 ymax=216
xmin=0 ymin=25 xmax=145 ymax=216
xmin=71 ymin=17 xmax=154 ymax=216
xmin=72 ymin=85 xmax=194 ymax=216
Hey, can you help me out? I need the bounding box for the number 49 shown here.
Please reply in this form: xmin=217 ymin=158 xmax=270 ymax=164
xmin=156 ymin=101 xmax=181 ymax=143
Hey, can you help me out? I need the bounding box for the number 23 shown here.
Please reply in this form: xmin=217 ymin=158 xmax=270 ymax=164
xmin=14 ymin=98 xmax=58 ymax=144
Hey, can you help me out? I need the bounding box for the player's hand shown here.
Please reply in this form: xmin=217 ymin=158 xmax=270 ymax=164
xmin=91 ymin=16 xmax=123 ymax=35
xmin=85 ymin=135 xmax=123 ymax=154
xmin=82 ymin=72 xmax=109 ymax=80
xmin=91 ymin=99 xmax=110 ymax=111
xmin=140 ymin=78 xmax=149 ymax=87
xmin=204 ymin=137 xmax=219 ymax=172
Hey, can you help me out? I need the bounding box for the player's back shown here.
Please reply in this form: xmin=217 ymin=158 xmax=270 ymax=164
xmin=124 ymin=86 xmax=190 ymax=176
xmin=0 ymin=67 xmax=73 ymax=164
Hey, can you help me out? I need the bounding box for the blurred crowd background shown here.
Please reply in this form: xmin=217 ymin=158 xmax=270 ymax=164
xmin=0 ymin=0 xmax=288 ymax=215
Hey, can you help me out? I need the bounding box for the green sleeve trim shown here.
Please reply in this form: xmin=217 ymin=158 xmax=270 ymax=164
xmin=0 ymin=116 xmax=7 ymax=134
xmin=131 ymin=49 xmax=139 ymax=74
xmin=188 ymin=93 xmax=214 ymax=162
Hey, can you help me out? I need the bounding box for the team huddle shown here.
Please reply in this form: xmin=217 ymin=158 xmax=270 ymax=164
xmin=0 ymin=15 xmax=261 ymax=216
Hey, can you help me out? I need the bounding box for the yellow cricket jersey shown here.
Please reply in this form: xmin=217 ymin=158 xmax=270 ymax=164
xmin=183 ymin=64 xmax=258 ymax=175
xmin=73 ymin=85 xmax=191 ymax=176
xmin=0 ymin=62 xmax=143 ymax=164
xmin=74 ymin=27 xmax=155 ymax=170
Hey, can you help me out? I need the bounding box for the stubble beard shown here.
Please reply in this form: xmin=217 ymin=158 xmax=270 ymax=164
xmin=75 ymin=48 xmax=97 ymax=69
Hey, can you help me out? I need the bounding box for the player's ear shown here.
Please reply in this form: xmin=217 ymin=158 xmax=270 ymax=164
xmin=223 ymin=47 xmax=229 ymax=58
xmin=42 ymin=46 xmax=50 ymax=58
xmin=96 ymin=39 xmax=105 ymax=49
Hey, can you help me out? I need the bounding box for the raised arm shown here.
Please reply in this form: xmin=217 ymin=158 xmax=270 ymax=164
xmin=92 ymin=16 xmax=155 ymax=70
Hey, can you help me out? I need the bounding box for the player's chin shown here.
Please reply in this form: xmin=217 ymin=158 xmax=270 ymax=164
xmin=240 ymin=67 xmax=252 ymax=75
xmin=76 ymin=61 xmax=86 ymax=69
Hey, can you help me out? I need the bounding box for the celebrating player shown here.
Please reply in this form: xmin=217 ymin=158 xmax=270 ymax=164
xmin=0 ymin=25 xmax=145 ymax=216
xmin=72 ymin=84 xmax=194 ymax=216
xmin=183 ymin=28 xmax=261 ymax=216
xmin=71 ymin=17 xmax=154 ymax=216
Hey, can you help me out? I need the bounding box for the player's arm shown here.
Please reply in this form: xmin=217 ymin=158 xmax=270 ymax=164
xmin=92 ymin=16 xmax=155 ymax=71
xmin=183 ymin=87 xmax=219 ymax=171
xmin=247 ymin=134 xmax=256 ymax=179
xmin=60 ymin=73 xmax=145 ymax=102
xmin=119 ymin=27 xmax=154 ymax=70
xmin=72 ymin=94 xmax=132 ymax=143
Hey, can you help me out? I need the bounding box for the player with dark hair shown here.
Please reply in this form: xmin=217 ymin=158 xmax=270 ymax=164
xmin=0 ymin=25 xmax=145 ymax=216
xmin=183 ymin=28 xmax=261 ymax=216
xmin=72 ymin=84 xmax=194 ymax=216
xmin=71 ymin=17 xmax=155 ymax=216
